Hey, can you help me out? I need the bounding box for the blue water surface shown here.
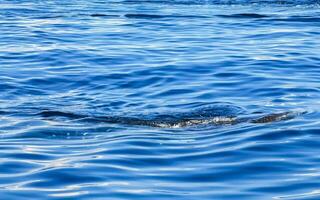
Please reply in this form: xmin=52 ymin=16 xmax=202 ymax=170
xmin=1 ymin=0 xmax=320 ymax=199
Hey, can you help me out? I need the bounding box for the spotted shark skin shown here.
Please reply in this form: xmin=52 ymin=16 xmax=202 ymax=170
xmin=0 ymin=105 xmax=303 ymax=128
xmin=36 ymin=109 xmax=303 ymax=128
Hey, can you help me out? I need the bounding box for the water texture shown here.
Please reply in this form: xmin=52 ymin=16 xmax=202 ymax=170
xmin=0 ymin=0 xmax=320 ymax=199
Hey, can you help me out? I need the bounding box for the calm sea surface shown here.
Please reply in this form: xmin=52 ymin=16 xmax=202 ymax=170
xmin=1 ymin=0 xmax=320 ymax=199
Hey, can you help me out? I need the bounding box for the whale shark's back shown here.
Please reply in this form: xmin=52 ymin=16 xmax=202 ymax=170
xmin=33 ymin=104 xmax=304 ymax=128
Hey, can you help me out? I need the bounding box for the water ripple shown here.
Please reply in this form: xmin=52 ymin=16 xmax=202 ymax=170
xmin=0 ymin=0 xmax=320 ymax=199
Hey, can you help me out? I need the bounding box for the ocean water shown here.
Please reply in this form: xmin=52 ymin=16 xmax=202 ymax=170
xmin=1 ymin=0 xmax=320 ymax=199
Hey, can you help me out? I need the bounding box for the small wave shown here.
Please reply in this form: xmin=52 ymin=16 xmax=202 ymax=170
xmin=272 ymin=16 xmax=320 ymax=22
xmin=90 ymin=14 xmax=121 ymax=18
xmin=122 ymin=0 xmax=319 ymax=5
xmin=216 ymin=13 xmax=270 ymax=18
xmin=27 ymin=13 xmax=320 ymax=23
xmin=0 ymin=110 xmax=8 ymax=115
xmin=124 ymin=13 xmax=208 ymax=19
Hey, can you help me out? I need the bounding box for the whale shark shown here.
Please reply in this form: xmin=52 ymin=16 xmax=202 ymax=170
xmin=36 ymin=105 xmax=304 ymax=128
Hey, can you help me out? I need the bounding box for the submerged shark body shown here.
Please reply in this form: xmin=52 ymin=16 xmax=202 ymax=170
xmin=37 ymin=107 xmax=302 ymax=128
